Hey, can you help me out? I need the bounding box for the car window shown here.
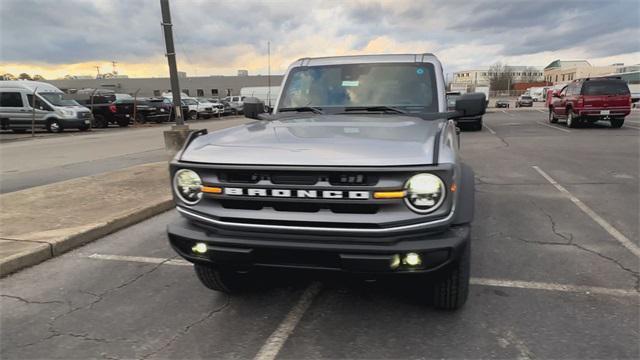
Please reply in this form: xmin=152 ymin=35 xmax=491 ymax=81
xmin=581 ymin=80 xmax=630 ymax=96
xmin=0 ymin=92 xmax=25 ymax=107
xmin=26 ymin=94 xmax=52 ymax=111
xmin=279 ymin=62 xmax=438 ymax=112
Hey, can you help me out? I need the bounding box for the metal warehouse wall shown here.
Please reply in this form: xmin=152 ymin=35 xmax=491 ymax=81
xmin=45 ymin=75 xmax=284 ymax=97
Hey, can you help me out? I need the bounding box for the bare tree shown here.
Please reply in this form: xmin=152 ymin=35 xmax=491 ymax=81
xmin=488 ymin=62 xmax=515 ymax=91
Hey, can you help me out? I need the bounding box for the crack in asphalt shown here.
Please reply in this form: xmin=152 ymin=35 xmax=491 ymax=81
xmin=515 ymin=201 xmax=640 ymax=292
xmin=139 ymin=294 xmax=232 ymax=360
xmin=0 ymin=294 xmax=66 ymax=305
xmin=11 ymin=256 xmax=175 ymax=350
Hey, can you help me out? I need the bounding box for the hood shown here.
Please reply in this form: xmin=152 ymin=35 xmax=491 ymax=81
xmin=181 ymin=114 xmax=444 ymax=166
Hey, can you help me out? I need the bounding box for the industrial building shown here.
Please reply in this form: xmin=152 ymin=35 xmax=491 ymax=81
xmin=45 ymin=74 xmax=284 ymax=98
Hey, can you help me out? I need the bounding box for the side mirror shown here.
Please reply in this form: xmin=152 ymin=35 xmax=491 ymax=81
xmin=243 ymin=97 xmax=265 ymax=119
xmin=453 ymin=92 xmax=486 ymax=118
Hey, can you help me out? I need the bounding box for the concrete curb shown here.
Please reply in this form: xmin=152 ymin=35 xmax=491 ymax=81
xmin=0 ymin=198 xmax=173 ymax=277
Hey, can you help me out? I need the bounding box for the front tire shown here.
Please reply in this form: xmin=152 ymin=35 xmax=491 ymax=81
xmin=46 ymin=119 xmax=63 ymax=133
xmin=194 ymin=265 xmax=256 ymax=293
xmin=92 ymin=114 xmax=107 ymax=128
xmin=548 ymin=108 xmax=558 ymax=123
xmin=566 ymin=109 xmax=578 ymax=128
xmin=188 ymin=111 xmax=198 ymax=120
xmin=432 ymin=241 xmax=470 ymax=310
xmin=610 ymin=117 xmax=624 ymax=128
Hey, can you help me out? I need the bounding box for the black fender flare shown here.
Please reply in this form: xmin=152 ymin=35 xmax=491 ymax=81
xmin=452 ymin=162 xmax=475 ymax=225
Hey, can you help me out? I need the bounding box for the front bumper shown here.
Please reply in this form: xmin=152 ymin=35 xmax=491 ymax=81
xmin=167 ymin=216 xmax=470 ymax=274
xmin=61 ymin=118 xmax=91 ymax=128
xmin=455 ymin=116 xmax=481 ymax=125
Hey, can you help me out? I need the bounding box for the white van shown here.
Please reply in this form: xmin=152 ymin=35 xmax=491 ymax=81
xmin=0 ymin=81 xmax=92 ymax=133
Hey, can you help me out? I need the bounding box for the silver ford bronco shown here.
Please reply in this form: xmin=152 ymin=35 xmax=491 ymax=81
xmin=167 ymin=54 xmax=485 ymax=310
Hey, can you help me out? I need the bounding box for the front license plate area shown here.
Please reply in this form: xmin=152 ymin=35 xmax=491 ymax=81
xmin=600 ymin=110 xmax=610 ymax=115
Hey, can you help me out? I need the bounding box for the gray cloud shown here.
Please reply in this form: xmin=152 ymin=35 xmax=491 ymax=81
xmin=1 ymin=0 xmax=638 ymax=70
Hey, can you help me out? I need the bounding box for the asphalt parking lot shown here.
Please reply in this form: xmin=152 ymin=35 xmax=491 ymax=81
xmin=1 ymin=109 xmax=639 ymax=359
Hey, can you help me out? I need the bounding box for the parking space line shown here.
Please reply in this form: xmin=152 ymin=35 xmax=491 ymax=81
xmin=470 ymin=278 xmax=637 ymax=297
xmin=501 ymin=110 xmax=515 ymax=117
xmin=483 ymin=123 xmax=497 ymax=134
xmin=88 ymin=253 xmax=191 ymax=266
xmin=84 ymin=254 xmax=639 ymax=297
xmin=624 ymin=124 xmax=640 ymax=130
xmin=536 ymin=121 xmax=571 ymax=133
xmin=254 ymin=282 xmax=323 ymax=360
xmin=536 ymin=109 xmax=546 ymax=113
xmin=532 ymin=166 xmax=640 ymax=258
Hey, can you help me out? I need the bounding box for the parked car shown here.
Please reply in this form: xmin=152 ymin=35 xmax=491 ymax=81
xmin=0 ymin=81 xmax=91 ymax=133
xmin=495 ymin=99 xmax=510 ymax=108
xmin=515 ymin=95 xmax=533 ymax=107
xmin=167 ymin=53 xmax=487 ymax=310
xmin=222 ymin=95 xmax=245 ymax=114
xmin=549 ymin=77 xmax=631 ymax=128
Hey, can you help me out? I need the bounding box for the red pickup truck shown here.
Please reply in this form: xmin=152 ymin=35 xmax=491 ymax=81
xmin=548 ymin=77 xmax=631 ymax=128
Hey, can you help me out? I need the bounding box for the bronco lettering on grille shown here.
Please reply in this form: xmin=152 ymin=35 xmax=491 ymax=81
xmin=223 ymin=187 xmax=370 ymax=199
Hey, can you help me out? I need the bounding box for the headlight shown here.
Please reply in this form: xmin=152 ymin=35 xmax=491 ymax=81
xmin=173 ymin=169 xmax=203 ymax=205
xmin=57 ymin=109 xmax=74 ymax=117
xmin=404 ymin=173 xmax=446 ymax=214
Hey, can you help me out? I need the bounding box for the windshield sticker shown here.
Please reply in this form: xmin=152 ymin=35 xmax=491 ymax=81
xmin=341 ymin=80 xmax=359 ymax=87
xmin=416 ymin=68 xmax=425 ymax=75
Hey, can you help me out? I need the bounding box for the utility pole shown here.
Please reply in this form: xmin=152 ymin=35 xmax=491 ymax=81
xmin=160 ymin=0 xmax=189 ymax=154
xmin=160 ymin=0 xmax=184 ymax=126
xmin=267 ymin=41 xmax=271 ymax=109
xmin=112 ymin=61 xmax=118 ymax=76
xmin=95 ymin=65 xmax=101 ymax=79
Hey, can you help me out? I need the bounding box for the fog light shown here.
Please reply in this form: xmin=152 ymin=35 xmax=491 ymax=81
xmin=403 ymin=252 xmax=422 ymax=267
xmin=192 ymin=242 xmax=207 ymax=254
xmin=389 ymin=254 xmax=401 ymax=270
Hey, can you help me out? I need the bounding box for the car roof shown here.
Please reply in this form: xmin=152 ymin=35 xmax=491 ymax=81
xmin=290 ymin=53 xmax=440 ymax=68
xmin=0 ymin=80 xmax=62 ymax=93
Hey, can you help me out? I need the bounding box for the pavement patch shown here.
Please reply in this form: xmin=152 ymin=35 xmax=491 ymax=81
xmin=0 ymin=162 xmax=173 ymax=276
xmin=532 ymin=165 xmax=640 ymax=258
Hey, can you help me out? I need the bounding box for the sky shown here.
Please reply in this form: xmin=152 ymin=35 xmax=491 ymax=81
xmin=1 ymin=0 xmax=639 ymax=79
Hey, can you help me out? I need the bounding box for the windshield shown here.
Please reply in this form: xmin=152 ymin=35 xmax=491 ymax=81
xmin=183 ymin=99 xmax=198 ymax=105
xmin=522 ymin=96 xmax=532 ymax=100
xmin=39 ymin=92 xmax=80 ymax=106
xmin=582 ymin=80 xmax=630 ymax=96
xmin=278 ymin=63 xmax=438 ymax=112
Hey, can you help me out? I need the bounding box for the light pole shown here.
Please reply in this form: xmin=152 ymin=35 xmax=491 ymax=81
xmin=160 ymin=0 xmax=190 ymax=153
xmin=160 ymin=0 xmax=184 ymax=126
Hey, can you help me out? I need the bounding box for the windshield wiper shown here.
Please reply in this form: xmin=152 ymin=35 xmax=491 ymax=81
xmin=342 ymin=106 xmax=407 ymax=114
xmin=279 ymin=106 xmax=324 ymax=114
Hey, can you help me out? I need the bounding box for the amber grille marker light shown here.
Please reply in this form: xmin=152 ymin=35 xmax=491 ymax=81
xmin=201 ymin=186 xmax=223 ymax=194
xmin=373 ymin=190 xmax=406 ymax=199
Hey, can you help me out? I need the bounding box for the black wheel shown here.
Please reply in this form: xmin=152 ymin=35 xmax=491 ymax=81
xmin=432 ymin=240 xmax=470 ymax=310
xmin=135 ymin=113 xmax=146 ymax=124
xmin=548 ymin=108 xmax=558 ymax=123
xmin=46 ymin=118 xmax=63 ymax=133
xmin=610 ymin=117 xmax=624 ymax=128
xmin=188 ymin=111 xmax=198 ymax=120
xmin=78 ymin=125 xmax=90 ymax=132
xmin=194 ymin=264 xmax=256 ymax=293
xmin=474 ymin=121 xmax=483 ymax=131
xmin=92 ymin=115 xmax=107 ymax=128
xmin=11 ymin=129 xmax=27 ymax=133
xmin=566 ymin=109 xmax=578 ymax=128
xmin=117 ymin=118 xmax=130 ymax=127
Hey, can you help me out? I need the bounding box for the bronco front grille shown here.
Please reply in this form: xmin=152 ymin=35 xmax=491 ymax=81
xmin=174 ymin=163 xmax=455 ymax=233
